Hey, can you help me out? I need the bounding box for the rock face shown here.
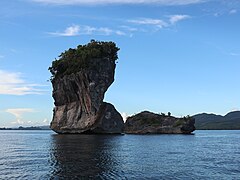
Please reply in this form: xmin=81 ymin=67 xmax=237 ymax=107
xmin=124 ymin=111 xmax=195 ymax=134
xmin=50 ymin=55 xmax=124 ymax=134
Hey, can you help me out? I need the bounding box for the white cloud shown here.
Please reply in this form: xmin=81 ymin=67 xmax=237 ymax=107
xmin=6 ymin=108 xmax=35 ymax=118
xmin=230 ymin=52 xmax=240 ymax=56
xmin=0 ymin=71 xmax=24 ymax=84
xmin=43 ymin=118 xmax=50 ymax=125
xmin=43 ymin=118 xmax=49 ymax=123
xmin=32 ymin=0 xmax=206 ymax=6
xmin=54 ymin=25 xmax=80 ymax=36
xmin=128 ymin=18 xmax=168 ymax=28
xmin=4 ymin=109 xmax=50 ymax=127
xmin=229 ymin=9 xmax=237 ymax=14
xmin=0 ymin=70 xmax=48 ymax=95
xmin=116 ymin=30 xmax=127 ymax=36
xmin=49 ymin=25 xmax=86 ymax=36
xmin=49 ymin=25 xmax=127 ymax=37
xmin=120 ymin=25 xmax=138 ymax=32
xmin=121 ymin=112 xmax=129 ymax=122
xmin=169 ymin=15 xmax=191 ymax=24
xmin=49 ymin=16 xmax=190 ymax=37
xmin=6 ymin=108 xmax=36 ymax=125
xmin=128 ymin=15 xmax=190 ymax=30
xmin=97 ymin=27 xmax=113 ymax=35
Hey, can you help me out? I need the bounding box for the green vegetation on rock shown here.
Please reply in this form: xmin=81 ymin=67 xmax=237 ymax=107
xmin=139 ymin=117 xmax=162 ymax=126
xmin=174 ymin=119 xmax=185 ymax=127
xmin=49 ymin=40 xmax=120 ymax=80
xmin=124 ymin=111 xmax=196 ymax=134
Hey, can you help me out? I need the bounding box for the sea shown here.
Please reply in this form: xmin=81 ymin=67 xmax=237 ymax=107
xmin=0 ymin=130 xmax=239 ymax=179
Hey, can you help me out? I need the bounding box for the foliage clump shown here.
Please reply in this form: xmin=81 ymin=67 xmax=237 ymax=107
xmin=49 ymin=40 xmax=120 ymax=80
xmin=174 ymin=115 xmax=193 ymax=127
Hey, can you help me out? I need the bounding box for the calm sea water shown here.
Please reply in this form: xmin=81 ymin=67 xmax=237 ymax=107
xmin=0 ymin=130 xmax=239 ymax=179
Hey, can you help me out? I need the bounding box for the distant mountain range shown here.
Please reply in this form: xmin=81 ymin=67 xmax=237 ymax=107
xmin=193 ymin=111 xmax=240 ymax=130
xmin=0 ymin=125 xmax=51 ymax=130
xmin=1 ymin=111 xmax=240 ymax=131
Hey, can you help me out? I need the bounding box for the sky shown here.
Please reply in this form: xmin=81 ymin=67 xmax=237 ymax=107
xmin=0 ymin=0 xmax=240 ymax=127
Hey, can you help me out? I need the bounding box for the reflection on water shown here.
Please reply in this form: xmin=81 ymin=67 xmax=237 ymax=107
xmin=0 ymin=130 xmax=240 ymax=179
xmin=49 ymin=134 xmax=125 ymax=179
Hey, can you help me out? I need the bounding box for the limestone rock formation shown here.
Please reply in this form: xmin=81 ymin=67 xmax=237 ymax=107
xmin=49 ymin=41 xmax=124 ymax=134
xmin=124 ymin=111 xmax=195 ymax=134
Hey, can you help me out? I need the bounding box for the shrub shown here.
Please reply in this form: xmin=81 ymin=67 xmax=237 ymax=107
xmin=49 ymin=40 xmax=120 ymax=80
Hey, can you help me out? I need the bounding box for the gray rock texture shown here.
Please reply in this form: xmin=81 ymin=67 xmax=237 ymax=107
xmin=124 ymin=111 xmax=195 ymax=134
xmin=50 ymin=58 xmax=124 ymax=134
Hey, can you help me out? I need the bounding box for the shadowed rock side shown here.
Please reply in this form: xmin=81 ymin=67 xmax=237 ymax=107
xmin=50 ymin=42 xmax=124 ymax=134
xmin=84 ymin=102 xmax=124 ymax=134
xmin=124 ymin=111 xmax=195 ymax=134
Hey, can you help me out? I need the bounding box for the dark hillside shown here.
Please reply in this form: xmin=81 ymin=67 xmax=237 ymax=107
xmin=193 ymin=111 xmax=240 ymax=130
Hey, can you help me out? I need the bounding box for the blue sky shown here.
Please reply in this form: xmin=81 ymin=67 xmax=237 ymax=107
xmin=0 ymin=0 xmax=240 ymax=127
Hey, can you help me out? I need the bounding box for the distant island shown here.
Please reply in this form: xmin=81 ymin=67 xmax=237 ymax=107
xmin=124 ymin=111 xmax=195 ymax=134
xmin=0 ymin=126 xmax=51 ymax=130
xmin=193 ymin=111 xmax=240 ymax=130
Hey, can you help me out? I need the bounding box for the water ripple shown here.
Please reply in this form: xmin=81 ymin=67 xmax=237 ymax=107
xmin=0 ymin=130 xmax=240 ymax=179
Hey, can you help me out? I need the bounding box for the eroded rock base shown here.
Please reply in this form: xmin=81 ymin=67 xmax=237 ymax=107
xmin=51 ymin=102 xmax=124 ymax=134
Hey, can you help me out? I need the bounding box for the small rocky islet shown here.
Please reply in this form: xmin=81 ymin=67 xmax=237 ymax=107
xmin=125 ymin=111 xmax=195 ymax=134
xmin=49 ymin=40 xmax=195 ymax=134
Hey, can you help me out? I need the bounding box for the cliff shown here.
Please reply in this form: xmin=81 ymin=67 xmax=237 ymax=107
xmin=49 ymin=40 xmax=124 ymax=134
xmin=124 ymin=111 xmax=195 ymax=134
